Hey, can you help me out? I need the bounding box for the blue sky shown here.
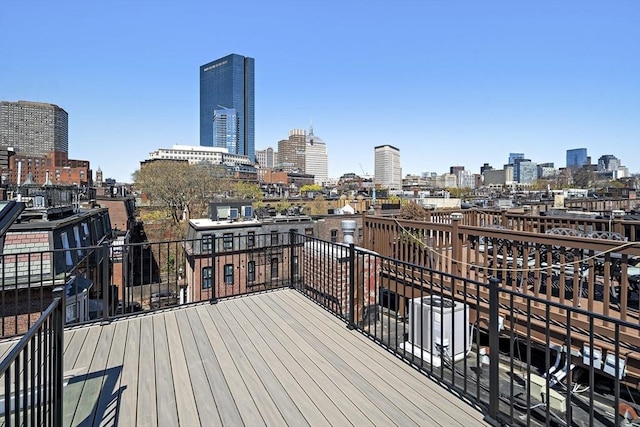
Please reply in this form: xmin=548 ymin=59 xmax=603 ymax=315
xmin=1 ymin=0 xmax=638 ymax=182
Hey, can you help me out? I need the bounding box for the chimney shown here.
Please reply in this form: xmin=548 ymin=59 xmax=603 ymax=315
xmin=342 ymin=220 xmax=357 ymax=244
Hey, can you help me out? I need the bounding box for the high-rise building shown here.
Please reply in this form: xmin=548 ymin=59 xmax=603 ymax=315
xmin=255 ymin=147 xmax=277 ymax=168
xmin=566 ymin=148 xmax=588 ymax=168
xmin=508 ymin=153 xmax=524 ymax=166
xmin=1 ymin=100 xmax=68 ymax=157
xmin=200 ymin=54 xmax=255 ymax=162
xmin=598 ymin=154 xmax=620 ymax=172
xmin=512 ymin=157 xmax=531 ymax=183
xmin=518 ymin=161 xmax=538 ymax=184
xmin=305 ymin=126 xmax=328 ymax=185
xmin=278 ymin=129 xmax=306 ymax=172
xmin=374 ymin=145 xmax=401 ymax=190
xmin=450 ymin=166 xmax=465 ymax=176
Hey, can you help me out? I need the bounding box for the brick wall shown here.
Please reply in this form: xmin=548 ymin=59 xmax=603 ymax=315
xmin=301 ymin=241 xmax=379 ymax=322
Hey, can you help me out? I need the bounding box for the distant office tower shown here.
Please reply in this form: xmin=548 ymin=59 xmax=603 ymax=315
xmin=512 ymin=157 xmax=531 ymax=183
xmin=450 ymin=166 xmax=465 ymax=176
xmin=518 ymin=161 xmax=538 ymax=184
xmin=305 ymin=125 xmax=328 ymax=185
xmin=374 ymin=145 xmax=402 ymax=190
xmin=278 ymin=129 xmax=306 ymax=172
xmin=480 ymin=163 xmax=493 ymax=174
xmin=200 ymin=54 xmax=255 ymax=161
xmin=457 ymin=170 xmax=475 ymax=188
xmin=566 ymin=148 xmax=588 ymax=168
xmin=256 ymin=147 xmax=277 ymax=168
xmin=0 ymin=100 xmax=68 ymax=157
xmin=508 ymin=153 xmax=524 ymax=166
xmin=597 ymin=154 xmax=620 ymax=172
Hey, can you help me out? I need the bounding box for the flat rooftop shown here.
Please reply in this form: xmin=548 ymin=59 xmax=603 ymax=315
xmin=1 ymin=289 xmax=489 ymax=426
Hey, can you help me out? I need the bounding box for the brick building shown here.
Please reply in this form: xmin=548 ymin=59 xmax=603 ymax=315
xmin=7 ymin=150 xmax=91 ymax=186
xmin=184 ymin=207 xmax=314 ymax=304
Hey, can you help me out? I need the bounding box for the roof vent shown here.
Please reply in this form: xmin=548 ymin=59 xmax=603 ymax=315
xmin=342 ymin=220 xmax=357 ymax=244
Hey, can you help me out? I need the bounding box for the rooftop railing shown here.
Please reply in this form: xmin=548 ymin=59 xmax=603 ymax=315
xmin=2 ymin=230 xmax=639 ymax=425
xmin=0 ymin=287 xmax=65 ymax=426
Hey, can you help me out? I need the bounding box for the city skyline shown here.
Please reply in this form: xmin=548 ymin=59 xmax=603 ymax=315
xmin=0 ymin=0 xmax=638 ymax=182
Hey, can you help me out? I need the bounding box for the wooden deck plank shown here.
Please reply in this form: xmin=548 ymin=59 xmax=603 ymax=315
xmin=278 ymin=290 xmax=488 ymax=426
xmin=207 ymin=303 xmax=310 ymax=427
xmin=117 ymin=316 xmax=141 ymax=427
xmin=2 ymin=289 xmax=491 ymax=427
xmin=152 ymin=314 xmax=179 ymax=427
xmin=265 ymin=297 xmax=416 ymax=425
xmin=247 ymin=293 xmax=396 ymax=426
xmin=62 ymin=327 xmax=89 ymax=372
xmin=62 ymin=325 xmax=102 ymax=426
xmin=230 ymin=298 xmax=354 ymax=426
xmin=136 ymin=315 xmax=157 ymax=427
xmin=193 ymin=305 xmax=267 ymax=426
xmin=217 ymin=301 xmax=331 ymax=426
xmin=193 ymin=304 xmax=285 ymax=426
xmin=96 ymin=320 xmax=128 ymax=427
xmin=268 ymin=293 xmax=480 ymax=425
xmin=185 ymin=307 xmax=244 ymax=426
xmin=173 ymin=309 xmax=222 ymax=426
xmin=69 ymin=323 xmax=115 ymax=427
xmin=164 ymin=312 xmax=201 ymax=427
xmin=240 ymin=296 xmax=375 ymax=427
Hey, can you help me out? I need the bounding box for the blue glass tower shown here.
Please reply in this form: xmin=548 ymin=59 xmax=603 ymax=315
xmin=566 ymin=148 xmax=588 ymax=168
xmin=200 ymin=54 xmax=255 ymax=162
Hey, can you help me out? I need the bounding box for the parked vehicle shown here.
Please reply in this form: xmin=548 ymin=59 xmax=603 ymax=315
xmin=150 ymin=291 xmax=178 ymax=309
xmin=116 ymin=300 xmax=143 ymax=315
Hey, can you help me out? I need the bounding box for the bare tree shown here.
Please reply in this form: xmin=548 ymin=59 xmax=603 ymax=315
xmin=398 ymin=202 xmax=427 ymax=220
xmin=133 ymin=160 xmax=232 ymax=226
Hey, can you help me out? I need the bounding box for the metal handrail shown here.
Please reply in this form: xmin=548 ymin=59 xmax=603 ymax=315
xmin=1 ymin=287 xmax=65 ymax=426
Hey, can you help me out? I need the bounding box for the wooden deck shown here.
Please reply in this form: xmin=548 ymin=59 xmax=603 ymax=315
xmin=1 ymin=289 xmax=489 ymax=426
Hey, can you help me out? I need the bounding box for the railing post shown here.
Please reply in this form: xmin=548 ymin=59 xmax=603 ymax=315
xmin=210 ymin=235 xmax=218 ymax=304
xmin=488 ymin=276 xmax=501 ymax=422
xmin=347 ymin=243 xmax=356 ymax=330
xmin=289 ymin=230 xmax=296 ymax=289
xmin=451 ymin=212 xmax=463 ymax=276
xmin=52 ymin=286 xmax=65 ymax=427
xmin=102 ymin=242 xmax=110 ymax=323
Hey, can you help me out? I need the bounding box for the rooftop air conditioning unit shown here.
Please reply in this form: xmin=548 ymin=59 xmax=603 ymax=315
xmin=408 ymin=296 xmax=470 ymax=364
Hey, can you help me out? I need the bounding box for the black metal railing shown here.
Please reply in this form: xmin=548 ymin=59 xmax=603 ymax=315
xmin=0 ymin=287 xmax=65 ymax=426
xmin=2 ymin=231 xmax=639 ymax=425
xmin=289 ymin=234 xmax=640 ymax=426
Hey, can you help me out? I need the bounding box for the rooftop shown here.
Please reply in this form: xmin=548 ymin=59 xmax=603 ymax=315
xmin=0 ymin=289 xmax=488 ymax=426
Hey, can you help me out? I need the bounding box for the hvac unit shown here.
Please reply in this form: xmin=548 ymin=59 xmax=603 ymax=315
xmin=408 ymin=296 xmax=470 ymax=363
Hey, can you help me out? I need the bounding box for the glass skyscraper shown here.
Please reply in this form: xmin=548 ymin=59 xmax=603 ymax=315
xmin=200 ymin=54 xmax=255 ymax=162
xmin=566 ymin=148 xmax=588 ymax=168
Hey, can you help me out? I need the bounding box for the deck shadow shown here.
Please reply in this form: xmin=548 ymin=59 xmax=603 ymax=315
xmin=67 ymin=365 xmax=124 ymax=427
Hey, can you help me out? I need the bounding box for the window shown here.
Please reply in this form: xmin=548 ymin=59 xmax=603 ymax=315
xmin=60 ymin=231 xmax=73 ymax=266
xmin=271 ymin=231 xmax=279 ymax=245
xmin=247 ymin=231 xmax=255 ymax=247
xmin=305 ymin=228 xmax=314 ymax=236
xmin=223 ymin=233 xmax=233 ymax=250
xmin=247 ymin=261 xmax=255 ymax=282
xmin=73 ymin=226 xmax=83 ymax=257
xmin=224 ymin=264 xmax=234 ymax=285
xmin=330 ymin=229 xmax=338 ymax=243
xmin=270 ymin=258 xmax=279 ymax=278
xmin=358 ymin=228 xmax=363 ymax=241
xmin=202 ymin=267 xmax=212 ymax=289
xmin=202 ymin=235 xmax=212 ymax=253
